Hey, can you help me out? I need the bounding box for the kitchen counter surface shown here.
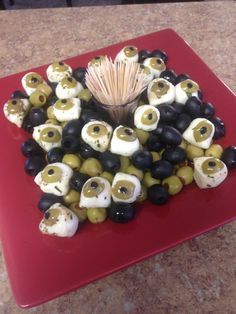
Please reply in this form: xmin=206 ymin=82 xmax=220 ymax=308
xmin=0 ymin=1 xmax=235 ymax=313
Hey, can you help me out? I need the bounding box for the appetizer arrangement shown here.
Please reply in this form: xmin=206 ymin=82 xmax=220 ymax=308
xmin=3 ymin=45 xmax=236 ymax=238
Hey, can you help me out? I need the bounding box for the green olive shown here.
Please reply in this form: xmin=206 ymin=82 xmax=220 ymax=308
xmin=90 ymin=56 xmax=105 ymax=67
xmin=112 ymin=180 xmax=136 ymax=201
xmin=52 ymin=62 xmax=69 ymax=72
xmin=83 ymin=178 xmax=105 ymax=198
xmin=124 ymin=46 xmax=138 ymax=58
xmin=179 ymin=140 xmax=188 ymax=150
xmin=134 ymin=128 xmax=150 ymax=145
xmin=139 ymin=64 xmax=151 ymax=76
xmin=77 ymin=89 xmax=92 ymax=102
xmin=6 ymin=99 xmax=24 ymax=115
xmin=193 ymin=120 xmax=213 ymax=143
xmin=116 ymin=127 xmax=137 ymax=142
xmin=150 ymin=58 xmax=166 ymax=71
xmin=87 ymin=123 xmax=109 ymax=138
xmin=87 ymin=207 xmax=107 ymax=224
xmin=150 ymin=80 xmax=169 ymax=98
xmin=70 ymin=202 xmax=87 ymax=222
xmin=63 ymin=189 xmax=80 ymax=205
xmin=176 ymin=166 xmax=194 ymax=185
xmin=43 ymin=208 xmax=61 ymax=226
xmin=61 ymin=77 xmax=77 ymax=88
xmin=126 ymin=165 xmax=144 ymax=181
xmin=162 ymin=175 xmax=183 ymax=195
xmin=100 ymin=171 xmax=114 ymax=185
xmin=29 ymin=90 xmax=47 ymax=107
xmin=138 ymin=99 xmax=146 ymax=107
xmin=80 ymin=158 xmax=103 ymax=177
xmin=45 ymin=119 xmax=60 ymax=125
xmin=201 ymin=158 xmax=224 ymax=175
xmin=142 ymin=171 xmax=161 ymax=188
xmin=47 ymin=106 xmax=56 ymax=119
xmin=205 ymin=144 xmax=223 ymax=159
xmin=62 ymin=154 xmax=81 ymax=170
xmin=41 ymin=165 xmax=62 ymax=183
xmin=61 ymin=121 xmax=68 ymax=128
xmin=54 ymin=99 xmax=74 ymax=111
xmin=136 ymin=185 xmax=147 ymax=202
xmin=119 ymin=156 xmax=130 ymax=172
xmin=141 ymin=108 xmax=158 ymax=126
xmin=39 ymin=127 xmax=61 ymax=143
xmin=36 ymin=83 xmax=53 ymax=98
xmin=180 ymin=79 xmax=199 ymax=94
xmin=25 ymin=72 xmax=43 ymax=88
xmin=186 ymin=144 xmax=204 ymax=161
xmin=150 ymin=151 xmax=160 ymax=162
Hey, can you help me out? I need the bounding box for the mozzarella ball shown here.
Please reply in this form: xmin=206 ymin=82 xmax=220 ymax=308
xmin=46 ymin=61 xmax=72 ymax=83
xmin=110 ymin=126 xmax=140 ymax=157
xmin=175 ymin=79 xmax=200 ymax=104
xmin=39 ymin=203 xmax=78 ymax=237
xmin=115 ymin=46 xmax=138 ymax=63
xmin=55 ymin=77 xmax=83 ymax=99
xmin=53 ymin=98 xmax=81 ymax=122
xmin=111 ymin=172 xmax=141 ymax=203
xmin=33 ymin=123 xmax=62 ymax=152
xmin=81 ymin=120 xmax=113 ymax=152
xmin=193 ymin=157 xmax=228 ymax=189
xmin=143 ymin=57 xmax=166 ymax=78
xmin=183 ymin=118 xmax=215 ymax=149
xmin=21 ymin=72 xmax=45 ymax=96
xmin=80 ymin=177 xmax=111 ymax=208
xmin=3 ymin=98 xmax=30 ymax=127
xmin=34 ymin=162 xmax=73 ymax=196
xmin=134 ymin=105 xmax=160 ymax=131
xmin=147 ymin=78 xmax=175 ymax=106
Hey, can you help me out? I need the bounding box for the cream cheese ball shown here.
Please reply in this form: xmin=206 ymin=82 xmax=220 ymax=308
xmin=33 ymin=123 xmax=62 ymax=152
xmin=81 ymin=120 xmax=112 ymax=152
xmin=193 ymin=157 xmax=228 ymax=189
xmin=143 ymin=57 xmax=166 ymax=78
xmin=111 ymin=172 xmax=141 ymax=203
xmin=110 ymin=126 xmax=140 ymax=157
xmin=3 ymin=98 xmax=30 ymax=128
xmin=139 ymin=64 xmax=154 ymax=85
xmin=183 ymin=118 xmax=215 ymax=149
xmin=53 ymin=98 xmax=81 ymax=122
xmin=22 ymin=72 xmax=45 ymax=96
xmin=134 ymin=105 xmax=160 ymax=131
xmin=35 ymin=163 xmax=73 ymax=196
xmin=175 ymin=79 xmax=200 ymax=104
xmin=115 ymin=45 xmax=139 ymax=63
xmin=39 ymin=203 xmax=78 ymax=237
xmin=147 ymin=78 xmax=175 ymax=106
xmin=46 ymin=61 xmax=72 ymax=83
xmin=80 ymin=177 xmax=111 ymax=208
xmin=55 ymin=76 xmax=83 ymax=99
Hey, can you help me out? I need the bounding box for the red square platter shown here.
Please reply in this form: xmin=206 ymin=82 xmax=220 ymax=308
xmin=0 ymin=29 xmax=235 ymax=308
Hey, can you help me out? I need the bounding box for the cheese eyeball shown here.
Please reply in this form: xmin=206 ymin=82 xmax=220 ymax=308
xmin=110 ymin=126 xmax=140 ymax=157
xmin=39 ymin=203 xmax=78 ymax=237
xmin=80 ymin=177 xmax=111 ymax=208
xmin=175 ymin=79 xmax=200 ymax=104
xmin=33 ymin=123 xmax=62 ymax=152
xmin=193 ymin=157 xmax=228 ymax=189
xmin=147 ymin=78 xmax=175 ymax=106
xmin=88 ymin=55 xmax=106 ymax=67
xmin=134 ymin=105 xmax=160 ymax=131
xmin=46 ymin=61 xmax=72 ymax=83
xmin=139 ymin=64 xmax=154 ymax=85
xmin=111 ymin=172 xmax=141 ymax=203
xmin=3 ymin=99 xmax=30 ymax=127
xmin=21 ymin=72 xmax=45 ymax=96
xmin=183 ymin=118 xmax=215 ymax=149
xmin=34 ymin=163 xmax=73 ymax=196
xmin=53 ymin=98 xmax=81 ymax=122
xmin=55 ymin=77 xmax=83 ymax=99
xmin=115 ymin=46 xmax=138 ymax=63
xmin=81 ymin=120 xmax=113 ymax=152
xmin=143 ymin=57 xmax=166 ymax=78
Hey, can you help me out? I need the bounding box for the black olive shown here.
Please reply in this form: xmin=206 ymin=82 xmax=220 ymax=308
xmin=21 ymin=138 xmax=44 ymax=157
xmin=174 ymin=113 xmax=192 ymax=133
xmin=21 ymin=115 xmax=34 ymax=133
xmin=211 ymin=117 xmax=225 ymax=139
xmin=37 ymin=194 xmax=63 ymax=213
xmin=11 ymin=90 xmax=28 ymax=99
xmin=160 ymin=69 xmax=177 ymax=85
xmin=150 ymin=49 xmax=168 ymax=63
xmin=47 ymin=147 xmax=65 ymax=163
xmin=151 ymin=160 xmax=174 ymax=179
xmin=138 ymin=49 xmax=150 ymax=63
xmin=24 ymin=155 xmax=46 ymax=176
xmin=147 ymin=134 xmax=165 ymax=152
xmin=108 ymin=202 xmax=135 ymax=223
xmin=79 ymin=142 xmax=98 ymax=159
xmin=47 ymin=96 xmax=58 ymax=107
xmin=202 ymin=102 xmax=215 ymax=119
xmin=158 ymin=104 xmax=178 ymax=124
xmin=152 ymin=124 xmax=164 ymax=136
xmin=132 ymin=150 xmax=153 ymax=170
xmin=47 ymin=82 xmax=58 ymax=93
xmin=62 ymin=119 xmax=84 ymax=138
xmin=160 ymin=126 xmax=182 ymax=146
xmin=162 ymin=147 xmax=187 ymax=164
xmin=221 ymin=146 xmax=236 ymax=170
xmin=61 ymin=135 xmax=81 ymax=153
xmin=80 ymin=109 xmax=104 ymax=123
xmin=197 ymin=90 xmax=203 ymax=100
xmin=147 ymin=184 xmax=169 ymax=205
xmin=140 ymin=88 xmax=149 ymax=104
xmin=69 ymin=171 xmax=90 ymax=192
xmin=73 ymin=67 xmax=86 ymax=84
xmin=29 ymin=107 xmax=47 ymax=126
xmin=184 ymin=96 xmax=202 ymax=118
xmin=174 ymin=73 xmax=190 ymax=85
xmin=99 ymin=152 xmax=120 ymax=174
xmin=172 ymin=102 xmax=185 ymax=114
